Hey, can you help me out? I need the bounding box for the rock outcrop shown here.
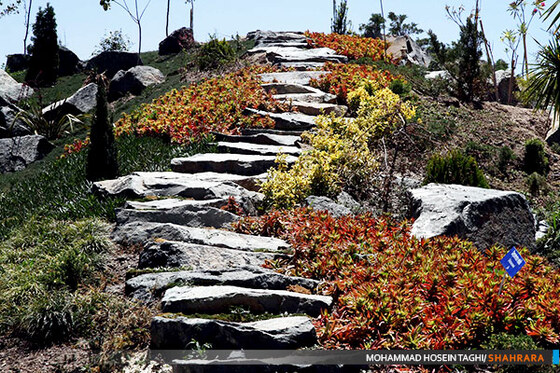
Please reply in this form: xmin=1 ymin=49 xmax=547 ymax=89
xmin=159 ymin=27 xmax=196 ymax=55
xmin=109 ymin=65 xmax=165 ymax=101
xmin=0 ymin=135 xmax=54 ymax=173
xmin=86 ymin=51 xmax=142 ymax=78
xmin=42 ymin=83 xmax=97 ymax=120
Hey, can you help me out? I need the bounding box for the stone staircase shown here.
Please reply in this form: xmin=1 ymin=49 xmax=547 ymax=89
xmin=94 ymin=31 xmax=351 ymax=371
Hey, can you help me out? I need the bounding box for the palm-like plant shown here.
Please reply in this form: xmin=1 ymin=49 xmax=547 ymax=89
xmin=544 ymin=0 xmax=560 ymax=33
xmin=524 ymin=38 xmax=560 ymax=118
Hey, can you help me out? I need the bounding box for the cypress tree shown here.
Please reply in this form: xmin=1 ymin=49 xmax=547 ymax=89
xmin=86 ymin=76 xmax=118 ymax=182
xmin=25 ymin=3 xmax=59 ymax=87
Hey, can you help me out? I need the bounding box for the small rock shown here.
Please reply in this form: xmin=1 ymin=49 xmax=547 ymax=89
xmin=305 ymin=196 xmax=351 ymax=218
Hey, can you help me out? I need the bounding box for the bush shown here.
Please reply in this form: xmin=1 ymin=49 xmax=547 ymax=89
xmin=93 ymin=29 xmax=131 ymax=55
xmin=87 ymin=76 xmax=118 ymax=181
xmin=424 ymin=150 xmax=489 ymax=188
xmin=389 ymin=78 xmax=411 ymax=96
xmin=482 ymin=333 xmax=542 ymax=373
xmin=527 ymin=172 xmax=549 ymax=197
xmin=197 ymin=37 xmax=236 ymax=70
xmin=26 ymin=3 xmax=59 ymax=87
xmin=524 ymin=138 xmax=549 ymax=175
xmin=497 ymin=145 xmax=516 ymax=174
xmin=236 ymin=208 xmax=560 ymax=349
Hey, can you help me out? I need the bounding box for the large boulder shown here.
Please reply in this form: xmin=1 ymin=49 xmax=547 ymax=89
xmin=58 ymin=46 xmax=82 ymax=76
xmin=386 ymin=35 xmax=432 ymax=68
xmin=492 ymin=69 xmax=519 ymax=105
xmin=0 ymin=135 xmax=54 ymax=173
xmin=42 ymin=83 xmax=97 ymax=120
xmin=5 ymin=54 xmax=29 ymax=72
xmin=158 ymin=27 xmax=196 ymax=55
xmin=85 ymin=51 xmax=142 ymax=78
xmin=0 ymin=69 xmax=33 ymax=105
xmin=109 ymin=65 xmax=164 ymax=101
xmin=0 ymin=105 xmax=30 ymax=138
xmin=409 ymin=184 xmax=536 ymax=250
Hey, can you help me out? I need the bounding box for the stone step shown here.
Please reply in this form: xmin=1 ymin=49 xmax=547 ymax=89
xmin=240 ymin=128 xmax=308 ymax=136
xmin=126 ymin=266 xmax=320 ymax=302
xmin=113 ymin=221 xmax=290 ymax=252
xmin=255 ymin=42 xmax=309 ymax=48
xmin=279 ymin=61 xmax=326 ymax=71
xmin=261 ymin=83 xmax=319 ymax=95
xmin=215 ymin=142 xmax=302 ymax=156
xmin=92 ymin=171 xmax=264 ymax=200
xmin=258 ymin=71 xmax=325 ymax=86
xmin=161 ymin=285 xmax=332 ymax=316
xmin=212 ymin=132 xmax=301 ymax=147
xmin=289 ymin=101 xmax=347 ymax=117
xmin=138 ymin=241 xmax=284 ymax=270
xmin=248 ymin=46 xmax=347 ymax=64
xmin=116 ymin=204 xmax=239 ymax=229
xmin=244 ymin=108 xmax=317 ymax=131
xmin=273 ymin=92 xmax=337 ymax=104
xmin=150 ymin=315 xmax=317 ymax=350
xmin=171 ymin=153 xmax=297 ymax=176
xmin=247 ymin=30 xmax=307 ymax=43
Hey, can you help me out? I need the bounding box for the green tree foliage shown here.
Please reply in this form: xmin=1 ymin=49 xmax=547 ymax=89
xmin=93 ymin=29 xmax=131 ymax=55
xmin=524 ymin=138 xmax=549 ymax=175
xmin=387 ymin=12 xmax=423 ymax=36
xmin=86 ymin=76 xmax=118 ymax=182
xmin=455 ymin=17 xmax=483 ymax=102
xmin=424 ymin=149 xmax=489 ymax=188
xmin=331 ymin=0 xmax=351 ymax=35
xmin=360 ymin=13 xmax=385 ymax=39
xmin=25 ymin=3 xmax=58 ymax=87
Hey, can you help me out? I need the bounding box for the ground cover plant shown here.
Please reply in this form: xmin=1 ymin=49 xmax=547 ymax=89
xmin=113 ymin=65 xmax=290 ymax=144
xmin=305 ymin=31 xmax=389 ymax=61
xmin=236 ymin=209 xmax=560 ymax=350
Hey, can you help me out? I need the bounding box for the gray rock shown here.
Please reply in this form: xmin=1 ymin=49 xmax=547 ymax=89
xmin=246 ymin=30 xmax=307 ymax=43
xmin=116 ymin=204 xmax=239 ymax=229
xmin=0 ymin=105 xmax=30 ymax=138
xmin=336 ymin=191 xmax=361 ymax=213
xmin=305 ymin=196 xmax=351 ymax=218
xmin=58 ymin=46 xmax=82 ymax=76
xmin=273 ymin=92 xmax=337 ymax=104
xmin=212 ymin=132 xmax=301 ymax=147
xmin=150 ymin=315 xmax=317 ymax=349
xmin=536 ymin=219 xmax=550 ymax=241
xmin=288 ymin=101 xmax=347 ymax=117
xmin=159 ymin=27 xmax=196 ymax=55
xmin=243 ymin=108 xmax=317 ymax=131
xmin=248 ymin=46 xmax=347 ymax=64
xmin=138 ymin=241 xmax=279 ymax=270
xmin=92 ymin=171 xmax=264 ymax=211
xmin=0 ymin=69 xmax=33 ymax=104
xmin=109 ymin=65 xmax=165 ymax=101
xmin=261 ymin=83 xmax=319 ymax=95
xmin=113 ymin=221 xmax=290 ymax=252
xmin=425 ymin=70 xmax=451 ymax=80
xmin=86 ymin=51 xmax=142 ymax=79
xmin=42 ymin=83 xmax=97 ymax=120
xmin=258 ymin=71 xmax=325 ymax=86
xmin=409 ymin=184 xmax=536 ymax=250
xmin=171 ymin=153 xmax=297 ymax=176
xmin=278 ymin=61 xmax=327 ymax=71
xmin=162 ymin=285 xmax=332 ymax=316
xmin=0 ymin=135 xmax=54 ymax=173
xmin=386 ymin=35 xmax=432 ymax=68
xmin=215 ymin=141 xmax=302 ymax=156
xmin=493 ymin=69 xmax=519 ymax=105
xmin=126 ymin=266 xmax=319 ymax=301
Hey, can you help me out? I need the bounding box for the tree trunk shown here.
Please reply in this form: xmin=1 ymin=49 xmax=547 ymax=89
xmin=166 ymin=0 xmax=170 ymax=36
xmin=137 ymin=21 xmax=142 ymax=56
xmin=508 ymin=56 xmax=516 ymax=105
xmin=23 ymin=0 xmax=32 ymax=55
xmin=190 ymin=1 xmax=193 ymax=31
xmin=480 ymin=20 xmax=499 ymax=101
xmin=522 ymin=33 xmax=529 ymax=78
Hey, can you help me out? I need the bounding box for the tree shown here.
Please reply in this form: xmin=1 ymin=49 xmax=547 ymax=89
xmin=331 ymin=0 xmax=351 ymax=35
xmin=455 ymin=17 xmax=482 ymax=102
xmin=25 ymin=3 xmax=58 ymax=87
xmin=166 ymin=0 xmax=171 ymax=36
xmin=86 ymin=75 xmax=118 ymax=182
xmin=0 ymin=0 xmax=22 ymax=16
xmin=93 ymin=29 xmax=131 ymax=55
xmin=22 ymin=0 xmax=32 ymax=55
xmin=544 ymin=0 xmax=560 ymax=33
xmin=99 ymin=0 xmax=152 ymax=55
xmin=360 ymin=13 xmax=385 ymax=39
xmin=387 ymin=12 xmax=423 ymax=36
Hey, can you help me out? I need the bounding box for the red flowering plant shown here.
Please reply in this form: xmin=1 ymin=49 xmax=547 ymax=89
xmin=235 ymin=208 xmax=560 ymax=349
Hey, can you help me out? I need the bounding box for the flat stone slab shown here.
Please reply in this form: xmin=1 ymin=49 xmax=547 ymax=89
xmin=212 ymin=132 xmax=301 ymax=147
xmin=279 ymin=62 xmax=326 ymax=71
xmin=150 ymin=316 xmax=317 ymax=350
xmin=138 ymin=241 xmax=280 ymax=270
xmin=410 ymin=183 xmax=536 ymax=250
xmin=126 ymin=266 xmax=320 ymax=301
xmin=244 ymin=108 xmax=317 ymax=131
xmin=273 ymin=92 xmax=337 ymax=104
xmin=162 ymin=285 xmax=332 ymax=316
xmin=113 ymin=221 xmax=290 ymax=252
xmin=171 ymin=153 xmax=297 ymax=176
xmin=248 ymin=46 xmax=347 ymax=64
xmin=241 ymin=128 xmax=308 ymax=136
xmin=247 ymin=30 xmax=307 ymax=43
xmin=289 ymin=101 xmax=347 ymax=117
xmin=261 ymin=83 xmax=319 ymax=95
xmin=92 ymin=171 xmax=263 ymax=210
xmin=259 ymin=71 xmax=325 ymax=86
xmin=216 ymin=142 xmax=302 ymax=156
xmin=116 ymin=204 xmax=239 ymax=229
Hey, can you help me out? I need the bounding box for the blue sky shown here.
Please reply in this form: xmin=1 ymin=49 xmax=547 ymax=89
xmin=0 ymin=0 xmax=552 ymax=67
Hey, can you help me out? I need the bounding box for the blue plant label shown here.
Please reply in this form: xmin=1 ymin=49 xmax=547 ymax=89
xmin=500 ymin=247 xmax=526 ymax=278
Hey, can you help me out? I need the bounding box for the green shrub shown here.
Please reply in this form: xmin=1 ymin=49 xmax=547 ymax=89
xmin=524 ymin=138 xmax=549 ymax=175
xmin=197 ymin=37 xmax=236 ymax=70
xmin=424 ymin=149 xmax=489 ymax=188
xmin=482 ymin=333 xmax=542 ymax=373
xmin=464 ymin=140 xmax=496 ymax=162
xmin=497 ymin=145 xmax=516 ymax=174
xmin=527 ymin=172 xmax=549 ymax=197
xmin=389 ymin=78 xmax=411 ymax=96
